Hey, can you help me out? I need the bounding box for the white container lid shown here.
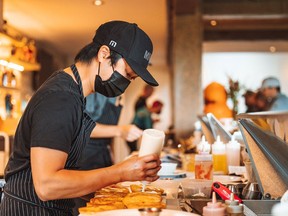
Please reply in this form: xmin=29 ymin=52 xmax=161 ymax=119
xmin=195 ymin=152 xmax=213 ymax=161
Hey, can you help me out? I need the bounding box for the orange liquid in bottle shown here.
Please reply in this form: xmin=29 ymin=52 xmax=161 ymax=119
xmin=195 ymin=161 xmax=213 ymax=180
xmin=213 ymin=154 xmax=227 ymax=174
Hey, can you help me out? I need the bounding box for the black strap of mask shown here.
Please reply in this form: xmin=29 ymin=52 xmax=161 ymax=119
xmin=98 ymin=62 xmax=101 ymax=75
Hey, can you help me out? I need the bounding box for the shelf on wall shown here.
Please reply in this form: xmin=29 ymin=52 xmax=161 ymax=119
xmin=0 ymin=31 xmax=41 ymax=72
xmin=7 ymin=57 xmax=41 ymax=72
xmin=0 ymin=32 xmax=24 ymax=47
xmin=0 ymin=85 xmax=20 ymax=91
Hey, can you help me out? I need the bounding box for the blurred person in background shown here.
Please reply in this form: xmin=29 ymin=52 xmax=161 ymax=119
xmin=254 ymin=90 xmax=271 ymax=111
xmin=242 ymin=90 xmax=258 ymax=112
xmin=242 ymin=90 xmax=271 ymax=112
xmin=134 ymin=84 xmax=155 ymax=111
xmin=261 ymin=77 xmax=288 ymax=111
xmin=204 ymin=82 xmax=233 ymax=119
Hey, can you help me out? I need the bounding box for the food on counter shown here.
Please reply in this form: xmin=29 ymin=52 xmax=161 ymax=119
xmin=79 ymin=205 xmax=120 ymax=214
xmin=89 ymin=194 xmax=125 ymax=207
xmin=95 ymin=184 xmax=130 ymax=197
xmin=130 ymin=184 xmax=164 ymax=194
xmin=79 ymin=184 xmax=165 ymax=214
xmin=123 ymin=192 xmax=164 ymax=209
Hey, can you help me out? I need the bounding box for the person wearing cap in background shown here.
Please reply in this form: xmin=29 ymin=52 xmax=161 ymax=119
xmin=261 ymin=76 xmax=288 ymax=111
xmin=0 ymin=20 xmax=161 ymax=215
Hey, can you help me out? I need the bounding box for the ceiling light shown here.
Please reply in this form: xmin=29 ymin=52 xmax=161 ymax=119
xmin=210 ymin=20 xmax=217 ymax=27
xmin=269 ymin=46 xmax=276 ymax=53
xmin=94 ymin=0 xmax=104 ymax=6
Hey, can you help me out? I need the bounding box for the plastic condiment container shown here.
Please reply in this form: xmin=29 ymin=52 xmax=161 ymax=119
xmin=226 ymin=135 xmax=241 ymax=167
xmin=212 ymin=136 xmax=228 ymax=174
xmin=195 ymin=152 xmax=213 ymax=180
xmin=203 ymin=192 xmax=226 ymax=216
xmin=225 ymin=193 xmax=244 ymax=216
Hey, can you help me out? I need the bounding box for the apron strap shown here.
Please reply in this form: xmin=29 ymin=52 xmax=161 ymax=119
xmin=4 ymin=190 xmax=71 ymax=214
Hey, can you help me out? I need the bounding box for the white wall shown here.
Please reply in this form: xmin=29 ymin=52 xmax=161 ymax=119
xmin=202 ymin=52 xmax=288 ymax=113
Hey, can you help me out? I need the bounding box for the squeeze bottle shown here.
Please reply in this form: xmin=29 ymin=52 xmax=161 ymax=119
xmin=203 ymin=192 xmax=226 ymax=216
xmin=226 ymin=135 xmax=241 ymax=167
xmin=195 ymin=136 xmax=213 ymax=180
xmin=212 ymin=136 xmax=227 ymax=174
xmin=225 ymin=193 xmax=244 ymax=216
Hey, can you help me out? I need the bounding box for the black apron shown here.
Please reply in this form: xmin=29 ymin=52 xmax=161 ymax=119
xmin=0 ymin=65 xmax=95 ymax=216
xmin=78 ymin=97 xmax=122 ymax=170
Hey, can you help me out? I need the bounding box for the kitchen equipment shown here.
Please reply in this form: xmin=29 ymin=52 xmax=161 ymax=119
xmin=237 ymin=112 xmax=288 ymax=199
xmin=138 ymin=207 xmax=162 ymax=216
xmin=212 ymin=182 xmax=242 ymax=203
xmin=241 ymin=182 xmax=262 ymax=200
xmin=226 ymin=184 xmax=241 ymax=198
xmin=181 ymin=178 xmax=212 ymax=199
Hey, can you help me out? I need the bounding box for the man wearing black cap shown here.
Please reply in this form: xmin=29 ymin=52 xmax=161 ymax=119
xmin=0 ymin=21 xmax=161 ymax=215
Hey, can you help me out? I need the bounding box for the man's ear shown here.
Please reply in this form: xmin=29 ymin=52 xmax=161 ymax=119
xmin=97 ymin=45 xmax=110 ymax=62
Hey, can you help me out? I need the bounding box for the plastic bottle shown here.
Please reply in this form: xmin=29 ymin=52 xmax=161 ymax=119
xmin=203 ymin=192 xmax=226 ymax=216
xmin=195 ymin=136 xmax=213 ymax=180
xmin=196 ymin=136 xmax=211 ymax=153
xmin=226 ymin=135 xmax=241 ymax=167
xmin=212 ymin=136 xmax=228 ymax=174
xmin=225 ymin=193 xmax=244 ymax=216
xmin=195 ymin=152 xmax=213 ymax=180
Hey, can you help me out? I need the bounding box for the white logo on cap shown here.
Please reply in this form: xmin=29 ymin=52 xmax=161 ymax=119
xmin=109 ymin=40 xmax=117 ymax=47
xmin=144 ymin=50 xmax=151 ymax=61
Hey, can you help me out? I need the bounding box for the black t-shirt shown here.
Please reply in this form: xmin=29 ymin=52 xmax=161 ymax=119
xmin=5 ymin=71 xmax=83 ymax=180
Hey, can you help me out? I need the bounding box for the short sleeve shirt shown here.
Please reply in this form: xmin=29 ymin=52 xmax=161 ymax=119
xmin=5 ymin=71 xmax=83 ymax=180
xmin=270 ymin=93 xmax=288 ymax=111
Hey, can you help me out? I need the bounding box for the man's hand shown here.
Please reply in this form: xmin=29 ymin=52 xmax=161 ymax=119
xmin=114 ymin=154 xmax=161 ymax=182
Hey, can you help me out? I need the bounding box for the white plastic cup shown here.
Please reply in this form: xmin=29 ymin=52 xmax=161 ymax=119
xmin=158 ymin=163 xmax=177 ymax=176
xmin=139 ymin=129 xmax=165 ymax=157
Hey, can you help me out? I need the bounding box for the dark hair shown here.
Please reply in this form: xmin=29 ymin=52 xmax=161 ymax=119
xmin=74 ymin=42 xmax=122 ymax=66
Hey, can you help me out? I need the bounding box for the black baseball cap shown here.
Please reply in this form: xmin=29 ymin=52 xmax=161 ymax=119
xmin=93 ymin=20 xmax=158 ymax=86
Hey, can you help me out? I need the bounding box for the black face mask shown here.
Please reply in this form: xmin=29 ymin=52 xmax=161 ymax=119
xmin=94 ymin=63 xmax=131 ymax=97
